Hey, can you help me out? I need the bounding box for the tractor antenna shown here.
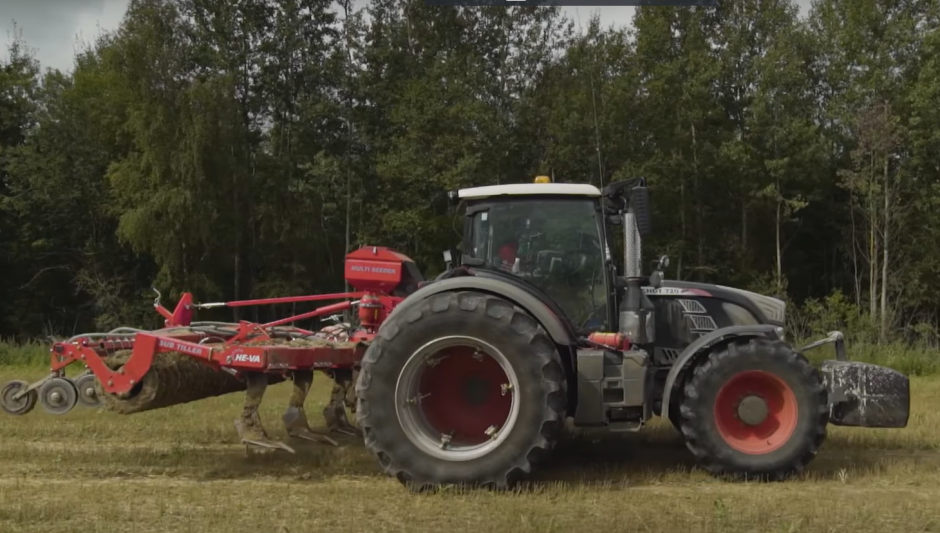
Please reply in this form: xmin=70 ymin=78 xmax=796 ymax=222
xmin=589 ymin=57 xmax=604 ymax=189
xmin=577 ymin=10 xmax=605 ymax=190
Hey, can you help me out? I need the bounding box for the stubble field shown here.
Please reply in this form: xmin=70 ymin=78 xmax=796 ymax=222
xmin=0 ymin=365 xmax=938 ymax=533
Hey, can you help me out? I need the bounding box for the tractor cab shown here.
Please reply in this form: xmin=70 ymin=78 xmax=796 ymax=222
xmin=448 ymin=177 xmax=637 ymax=334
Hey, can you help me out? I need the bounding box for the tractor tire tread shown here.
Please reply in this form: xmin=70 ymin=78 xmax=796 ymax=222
xmin=678 ymin=336 xmax=828 ymax=481
xmin=356 ymin=290 xmax=567 ymax=491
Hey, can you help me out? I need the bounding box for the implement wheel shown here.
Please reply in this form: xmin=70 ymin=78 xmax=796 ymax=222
xmin=678 ymin=337 xmax=828 ymax=480
xmin=1 ymin=380 xmax=38 ymax=416
xmin=39 ymin=377 xmax=79 ymax=415
xmin=75 ymin=373 xmax=102 ymax=408
xmin=357 ymin=291 xmax=567 ymax=491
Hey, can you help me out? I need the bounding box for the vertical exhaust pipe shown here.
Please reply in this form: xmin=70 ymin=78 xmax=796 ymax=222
xmin=617 ymin=182 xmax=655 ymax=345
xmin=623 ymin=208 xmax=642 ymax=279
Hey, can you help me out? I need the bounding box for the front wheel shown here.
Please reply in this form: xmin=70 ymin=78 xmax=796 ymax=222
xmin=356 ymin=291 xmax=567 ymax=490
xmin=678 ymin=337 xmax=829 ymax=480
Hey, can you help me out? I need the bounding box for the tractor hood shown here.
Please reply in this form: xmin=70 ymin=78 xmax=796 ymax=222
xmin=644 ymin=280 xmax=786 ymax=327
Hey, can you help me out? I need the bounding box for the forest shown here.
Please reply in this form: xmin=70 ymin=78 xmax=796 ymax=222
xmin=1 ymin=0 xmax=939 ymax=352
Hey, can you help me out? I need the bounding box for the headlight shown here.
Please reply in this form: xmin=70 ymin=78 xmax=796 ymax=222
xmin=774 ymin=326 xmax=786 ymax=341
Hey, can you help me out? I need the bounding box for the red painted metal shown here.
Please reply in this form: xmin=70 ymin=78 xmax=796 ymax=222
xmin=358 ymin=293 xmax=382 ymax=331
xmin=713 ymin=370 xmax=799 ymax=455
xmin=344 ymin=246 xmax=417 ymax=293
xmin=156 ymin=292 xmax=194 ymax=327
xmin=206 ymin=292 xmax=367 ymax=308
xmin=587 ymin=332 xmax=631 ymax=350
xmin=41 ymin=245 xmax=412 ymax=404
xmin=261 ymin=300 xmax=355 ymax=329
xmin=417 ymin=346 xmax=513 ymax=446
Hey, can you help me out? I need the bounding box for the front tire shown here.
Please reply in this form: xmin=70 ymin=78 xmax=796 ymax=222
xmin=679 ymin=337 xmax=829 ymax=480
xmin=356 ymin=291 xmax=567 ymax=490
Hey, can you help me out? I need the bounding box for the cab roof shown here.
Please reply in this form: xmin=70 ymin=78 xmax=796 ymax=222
xmin=457 ymin=183 xmax=602 ymax=200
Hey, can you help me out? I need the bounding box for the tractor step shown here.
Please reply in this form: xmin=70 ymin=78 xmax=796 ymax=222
xmin=573 ymin=347 xmax=649 ymax=430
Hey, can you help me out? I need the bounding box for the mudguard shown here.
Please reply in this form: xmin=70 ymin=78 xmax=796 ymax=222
xmin=820 ymin=360 xmax=910 ymax=428
xmin=387 ymin=274 xmax=574 ymax=346
xmin=659 ymin=324 xmax=781 ymax=418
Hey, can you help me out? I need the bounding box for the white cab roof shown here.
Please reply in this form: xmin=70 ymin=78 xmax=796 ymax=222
xmin=457 ymin=183 xmax=602 ymax=200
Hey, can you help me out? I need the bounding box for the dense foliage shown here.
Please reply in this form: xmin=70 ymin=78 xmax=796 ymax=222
xmin=1 ymin=0 xmax=939 ymax=346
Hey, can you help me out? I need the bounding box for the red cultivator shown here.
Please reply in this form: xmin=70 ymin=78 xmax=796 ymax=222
xmin=1 ymin=246 xmax=419 ymax=452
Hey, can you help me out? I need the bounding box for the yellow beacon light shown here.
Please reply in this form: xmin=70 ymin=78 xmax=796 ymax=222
xmin=534 ymin=175 xmax=551 ymax=184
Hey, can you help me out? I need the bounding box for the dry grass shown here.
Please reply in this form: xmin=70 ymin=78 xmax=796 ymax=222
xmin=0 ymin=365 xmax=938 ymax=533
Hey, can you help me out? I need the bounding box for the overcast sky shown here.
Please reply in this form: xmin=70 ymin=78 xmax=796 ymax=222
xmin=2 ymin=0 xmax=812 ymax=73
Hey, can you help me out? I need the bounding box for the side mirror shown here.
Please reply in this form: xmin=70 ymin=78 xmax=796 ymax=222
xmin=648 ymin=255 xmax=670 ymax=274
xmin=608 ymin=214 xmax=623 ymax=226
xmin=649 ymin=270 xmax=664 ymax=289
xmin=443 ymin=249 xmax=453 ymax=270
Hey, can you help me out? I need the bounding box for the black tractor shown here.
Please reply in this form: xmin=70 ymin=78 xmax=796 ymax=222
xmin=355 ymin=177 xmax=911 ymax=490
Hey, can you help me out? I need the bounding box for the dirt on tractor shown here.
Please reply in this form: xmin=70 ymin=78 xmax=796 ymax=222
xmin=0 ymin=365 xmax=937 ymax=533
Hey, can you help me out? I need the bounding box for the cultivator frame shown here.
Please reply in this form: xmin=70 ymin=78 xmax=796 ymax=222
xmin=1 ymin=246 xmax=413 ymax=417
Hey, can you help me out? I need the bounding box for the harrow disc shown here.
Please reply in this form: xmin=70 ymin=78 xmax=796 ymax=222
xmin=39 ymin=377 xmax=79 ymax=415
xmin=1 ymin=380 xmax=38 ymax=416
xmin=94 ymin=349 xmax=250 ymax=414
xmin=74 ymin=373 xmax=102 ymax=408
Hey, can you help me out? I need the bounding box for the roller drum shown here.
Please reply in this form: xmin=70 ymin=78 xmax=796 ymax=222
xmin=93 ymin=350 xmax=249 ymax=414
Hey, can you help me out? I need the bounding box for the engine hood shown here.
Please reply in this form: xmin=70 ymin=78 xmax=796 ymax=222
xmin=645 ymin=280 xmax=786 ymax=326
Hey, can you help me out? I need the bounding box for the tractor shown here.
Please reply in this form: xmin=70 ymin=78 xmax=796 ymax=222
xmin=1 ymin=176 xmax=910 ymax=492
xmin=353 ymin=176 xmax=911 ymax=489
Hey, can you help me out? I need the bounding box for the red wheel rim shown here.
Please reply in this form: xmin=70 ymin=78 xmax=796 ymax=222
xmin=713 ymin=370 xmax=798 ymax=455
xmin=417 ymin=346 xmax=513 ymax=447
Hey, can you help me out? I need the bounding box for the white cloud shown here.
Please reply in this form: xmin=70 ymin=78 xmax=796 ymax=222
xmin=1 ymin=0 xmax=128 ymax=72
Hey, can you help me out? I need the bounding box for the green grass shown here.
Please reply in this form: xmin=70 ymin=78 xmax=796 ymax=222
xmin=794 ymin=337 xmax=940 ymax=377
xmin=0 ymin=341 xmax=49 ymax=367
xmin=0 ymin=363 xmax=939 ymax=533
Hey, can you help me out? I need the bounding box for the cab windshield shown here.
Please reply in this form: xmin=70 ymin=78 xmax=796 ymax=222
xmin=466 ymin=198 xmax=609 ymax=330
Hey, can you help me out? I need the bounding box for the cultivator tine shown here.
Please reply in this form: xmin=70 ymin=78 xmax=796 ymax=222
xmin=283 ymin=371 xmax=340 ymax=447
xmin=283 ymin=407 xmax=339 ymax=447
xmin=235 ymin=418 xmax=297 ymax=454
xmin=322 ymin=371 xmax=362 ymax=437
xmin=235 ymin=372 xmax=296 ymax=454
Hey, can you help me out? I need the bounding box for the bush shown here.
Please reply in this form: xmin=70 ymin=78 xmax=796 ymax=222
xmin=0 ymin=339 xmax=49 ymax=366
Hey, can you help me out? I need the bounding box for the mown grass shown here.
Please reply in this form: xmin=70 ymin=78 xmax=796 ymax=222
xmin=0 ymin=361 xmax=939 ymax=533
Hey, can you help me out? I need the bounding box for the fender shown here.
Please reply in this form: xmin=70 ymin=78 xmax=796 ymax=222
xmin=659 ymin=324 xmax=781 ymax=418
xmin=386 ymin=275 xmax=575 ymax=346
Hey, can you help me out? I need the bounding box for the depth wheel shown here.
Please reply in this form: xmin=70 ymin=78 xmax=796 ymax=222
xmin=678 ymin=337 xmax=829 ymax=481
xmin=75 ymin=373 xmax=102 ymax=408
xmin=1 ymin=380 xmax=38 ymax=416
xmin=356 ymin=291 xmax=567 ymax=491
xmin=39 ymin=377 xmax=79 ymax=415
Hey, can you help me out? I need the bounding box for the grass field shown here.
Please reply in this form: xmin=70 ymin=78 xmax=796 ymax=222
xmin=1 ymin=365 xmax=938 ymax=533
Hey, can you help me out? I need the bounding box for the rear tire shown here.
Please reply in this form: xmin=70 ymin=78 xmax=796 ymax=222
xmin=678 ymin=337 xmax=828 ymax=480
xmin=356 ymin=291 xmax=568 ymax=490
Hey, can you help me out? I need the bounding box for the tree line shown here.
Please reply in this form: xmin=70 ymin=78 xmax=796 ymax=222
xmin=1 ymin=0 xmax=938 ymax=345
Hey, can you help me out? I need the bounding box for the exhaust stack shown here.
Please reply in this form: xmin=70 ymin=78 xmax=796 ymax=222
xmin=615 ymin=181 xmax=655 ymax=345
xmin=623 ymin=209 xmax=642 ymax=279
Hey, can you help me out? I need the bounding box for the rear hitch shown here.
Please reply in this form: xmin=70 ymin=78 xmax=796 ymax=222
xmin=799 ymin=330 xmax=910 ymax=429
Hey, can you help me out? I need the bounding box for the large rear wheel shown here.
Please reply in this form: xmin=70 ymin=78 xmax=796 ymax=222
xmin=678 ymin=337 xmax=828 ymax=480
xmin=356 ymin=291 xmax=567 ymax=490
